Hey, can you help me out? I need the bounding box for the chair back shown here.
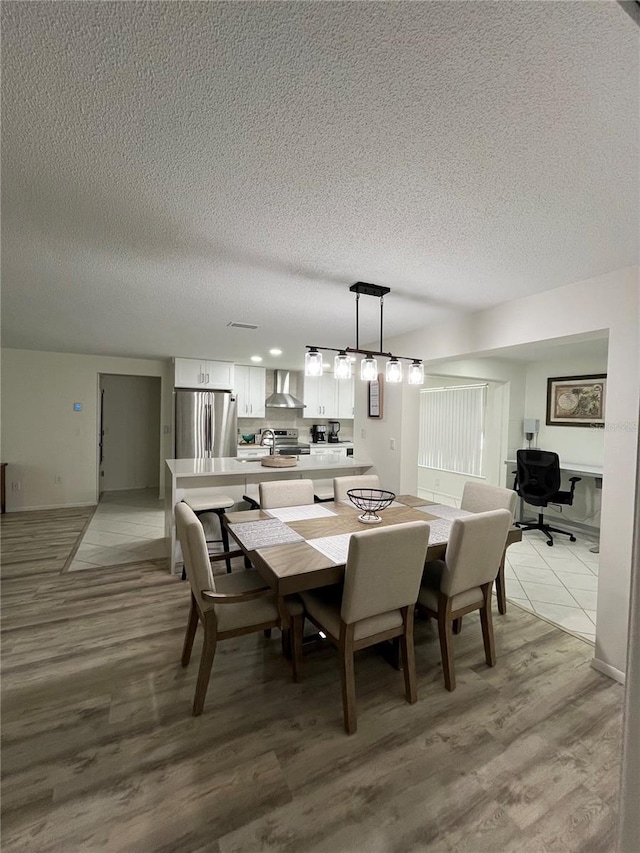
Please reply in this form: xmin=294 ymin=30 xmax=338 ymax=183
xmin=175 ymin=502 xmax=216 ymax=604
xmin=441 ymin=509 xmax=512 ymax=597
xmin=259 ymin=478 xmax=315 ymax=509
xmin=461 ymin=481 xmax=517 ymax=520
xmin=516 ymin=449 xmax=562 ymax=507
xmin=341 ymin=521 xmax=430 ymax=624
xmin=333 ymin=474 xmax=381 ymax=504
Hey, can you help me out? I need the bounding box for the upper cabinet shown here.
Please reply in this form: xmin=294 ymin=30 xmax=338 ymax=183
xmin=303 ymin=373 xmax=354 ymax=419
xmin=302 ymin=373 xmax=335 ymax=418
xmin=336 ymin=377 xmax=355 ymax=419
xmin=234 ymin=365 xmax=266 ymax=418
xmin=174 ymin=358 xmax=235 ymax=390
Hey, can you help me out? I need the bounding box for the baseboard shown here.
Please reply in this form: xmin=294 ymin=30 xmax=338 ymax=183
xmin=590 ymin=657 xmax=626 ymax=685
xmin=5 ymin=501 xmax=97 ymax=512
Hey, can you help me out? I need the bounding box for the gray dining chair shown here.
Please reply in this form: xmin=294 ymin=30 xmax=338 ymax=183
xmin=333 ymin=474 xmax=382 ymax=504
xmin=417 ymin=508 xmax=512 ymax=692
xmin=460 ymin=481 xmax=517 ymax=617
xmin=176 ymin=502 xmax=303 ymax=714
xmin=259 ymin=479 xmax=315 ymax=509
xmin=294 ymin=520 xmax=430 ymax=734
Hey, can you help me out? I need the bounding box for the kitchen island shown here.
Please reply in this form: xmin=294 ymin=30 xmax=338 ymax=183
xmin=165 ymin=454 xmax=373 ymax=573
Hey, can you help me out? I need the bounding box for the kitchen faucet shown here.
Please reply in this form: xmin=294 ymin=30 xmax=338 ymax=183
xmin=262 ymin=428 xmax=276 ymax=456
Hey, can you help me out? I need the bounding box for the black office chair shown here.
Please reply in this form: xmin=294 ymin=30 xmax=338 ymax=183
xmin=513 ymin=449 xmax=581 ymax=547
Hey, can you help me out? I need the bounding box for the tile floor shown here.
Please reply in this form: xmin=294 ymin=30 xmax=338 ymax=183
xmin=70 ymin=489 xmax=599 ymax=646
xmin=504 ymin=530 xmax=599 ymax=644
xmin=68 ymin=488 xmax=167 ymax=571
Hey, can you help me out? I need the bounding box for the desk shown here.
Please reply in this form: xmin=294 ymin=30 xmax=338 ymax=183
xmin=226 ymin=496 xmax=522 ymax=610
xmin=505 ymin=459 xmax=603 ymax=481
xmin=505 ymin=459 xmax=603 ymax=531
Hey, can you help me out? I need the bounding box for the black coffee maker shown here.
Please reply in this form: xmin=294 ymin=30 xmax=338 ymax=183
xmin=328 ymin=421 xmax=341 ymax=443
xmin=311 ymin=424 xmax=326 ymax=443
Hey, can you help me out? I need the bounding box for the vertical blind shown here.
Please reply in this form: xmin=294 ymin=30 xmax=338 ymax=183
xmin=418 ymin=384 xmax=487 ymax=476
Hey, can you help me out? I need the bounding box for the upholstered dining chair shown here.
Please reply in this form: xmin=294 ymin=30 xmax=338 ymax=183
xmin=259 ymin=478 xmax=315 ymax=509
xmin=176 ymin=502 xmax=303 ymax=715
xmin=333 ymin=474 xmax=382 ymax=504
xmin=417 ymin=508 xmax=512 ymax=692
xmin=294 ymin=520 xmax=430 ymax=735
xmin=460 ymin=482 xmax=517 ymax=616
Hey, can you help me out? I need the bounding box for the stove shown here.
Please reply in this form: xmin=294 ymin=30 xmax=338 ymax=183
xmin=258 ymin=428 xmax=310 ymax=456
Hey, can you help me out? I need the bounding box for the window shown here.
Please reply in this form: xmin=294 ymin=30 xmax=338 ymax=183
xmin=418 ymin=384 xmax=487 ymax=477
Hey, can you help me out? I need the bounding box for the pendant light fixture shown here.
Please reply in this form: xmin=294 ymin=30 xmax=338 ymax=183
xmin=334 ymin=350 xmax=352 ymax=379
xmin=305 ymin=282 xmax=424 ymax=385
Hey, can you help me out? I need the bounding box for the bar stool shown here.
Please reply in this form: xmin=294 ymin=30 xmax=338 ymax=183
xmin=313 ymin=484 xmax=334 ymax=503
xmin=182 ymin=491 xmax=235 ymax=576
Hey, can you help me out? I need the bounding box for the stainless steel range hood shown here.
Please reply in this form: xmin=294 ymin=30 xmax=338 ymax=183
xmin=265 ymin=370 xmax=306 ymax=409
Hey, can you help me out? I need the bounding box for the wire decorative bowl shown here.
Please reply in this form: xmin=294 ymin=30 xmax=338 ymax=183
xmin=347 ymin=488 xmax=396 ymax=524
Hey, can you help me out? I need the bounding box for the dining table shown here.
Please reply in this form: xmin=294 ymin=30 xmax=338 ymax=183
xmin=224 ymin=495 xmax=522 ymax=612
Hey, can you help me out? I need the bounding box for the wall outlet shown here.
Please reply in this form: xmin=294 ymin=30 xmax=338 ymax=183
xmin=389 ymin=438 xmax=396 ymax=451
xmin=54 ymin=474 xmax=62 ymax=485
xmin=11 ymin=481 xmax=20 ymax=492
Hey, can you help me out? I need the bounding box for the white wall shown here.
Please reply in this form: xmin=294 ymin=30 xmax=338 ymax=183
xmin=524 ymin=356 xmax=607 ymax=466
xmin=1 ymin=349 xmax=173 ymax=510
xmin=100 ymin=374 xmax=161 ymax=492
xmin=354 ymin=266 xmax=638 ymax=679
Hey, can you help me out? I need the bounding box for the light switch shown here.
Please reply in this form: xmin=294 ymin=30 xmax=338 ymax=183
xmin=390 ymin=438 xmax=396 ymax=450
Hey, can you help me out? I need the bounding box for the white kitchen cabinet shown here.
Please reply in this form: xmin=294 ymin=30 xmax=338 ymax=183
xmin=309 ymin=446 xmax=347 ymax=458
xmin=303 ymin=373 xmax=338 ymax=418
xmin=236 ymin=446 xmax=270 ymax=459
xmin=234 ymin=365 xmax=266 ymax=418
xmin=303 ymin=373 xmax=355 ymax=419
xmin=174 ymin=358 xmax=234 ymax=390
xmin=336 ymin=377 xmax=355 ymax=419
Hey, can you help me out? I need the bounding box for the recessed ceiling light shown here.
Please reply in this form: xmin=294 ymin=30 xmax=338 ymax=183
xmin=250 ymin=355 xmax=263 ymax=362
xmin=269 ymin=348 xmax=282 ymax=356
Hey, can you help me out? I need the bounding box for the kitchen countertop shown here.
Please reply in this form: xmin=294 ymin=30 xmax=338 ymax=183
xmin=166 ymin=454 xmax=368 ymax=477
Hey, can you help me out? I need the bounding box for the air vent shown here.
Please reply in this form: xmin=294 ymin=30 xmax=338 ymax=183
xmin=227 ymin=321 xmax=260 ymax=330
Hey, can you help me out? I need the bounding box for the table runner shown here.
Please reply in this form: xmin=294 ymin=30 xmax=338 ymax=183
xmin=227 ymin=518 xmax=303 ymax=550
xmin=266 ymin=504 xmax=337 ymax=523
xmin=423 ymin=504 xmax=473 ymax=521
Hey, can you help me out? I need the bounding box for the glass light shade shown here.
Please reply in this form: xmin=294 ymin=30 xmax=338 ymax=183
xmin=385 ymin=357 xmax=403 ymax=383
xmin=407 ymin=360 xmax=425 ymax=385
xmin=305 ymin=348 xmax=324 ymax=377
xmin=334 ymin=351 xmax=352 ymax=379
xmin=360 ymin=356 xmax=378 ymax=381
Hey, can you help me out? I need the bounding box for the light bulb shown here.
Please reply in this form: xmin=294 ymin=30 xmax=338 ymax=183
xmin=334 ymin=351 xmax=352 ymax=379
xmin=305 ymin=348 xmax=323 ymax=377
xmin=386 ymin=357 xmax=402 ymax=383
xmin=360 ymin=356 xmax=378 ymax=382
xmin=407 ymin=360 xmax=425 ymax=385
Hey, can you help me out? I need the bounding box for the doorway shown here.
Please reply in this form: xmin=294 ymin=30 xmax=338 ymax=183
xmin=98 ymin=374 xmax=162 ymax=495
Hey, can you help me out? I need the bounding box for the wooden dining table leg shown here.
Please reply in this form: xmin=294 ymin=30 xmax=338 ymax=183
xmin=495 ymin=554 xmax=507 ymax=615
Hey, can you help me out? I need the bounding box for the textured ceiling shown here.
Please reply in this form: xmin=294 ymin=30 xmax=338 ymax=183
xmin=2 ymin=1 xmax=638 ymax=368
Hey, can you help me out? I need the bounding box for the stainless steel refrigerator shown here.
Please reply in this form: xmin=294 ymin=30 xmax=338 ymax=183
xmin=174 ymin=390 xmax=238 ymax=458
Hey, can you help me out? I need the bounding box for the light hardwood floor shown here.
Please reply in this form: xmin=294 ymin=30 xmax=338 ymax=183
xmin=1 ymin=507 xmax=623 ymax=852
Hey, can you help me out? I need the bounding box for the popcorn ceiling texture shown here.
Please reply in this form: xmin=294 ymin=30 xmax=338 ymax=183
xmin=1 ymin=1 xmax=637 ymax=364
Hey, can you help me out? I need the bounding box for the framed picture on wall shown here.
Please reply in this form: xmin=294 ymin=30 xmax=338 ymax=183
xmin=368 ymin=374 xmax=383 ymax=418
xmin=546 ymin=374 xmax=606 ymax=427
